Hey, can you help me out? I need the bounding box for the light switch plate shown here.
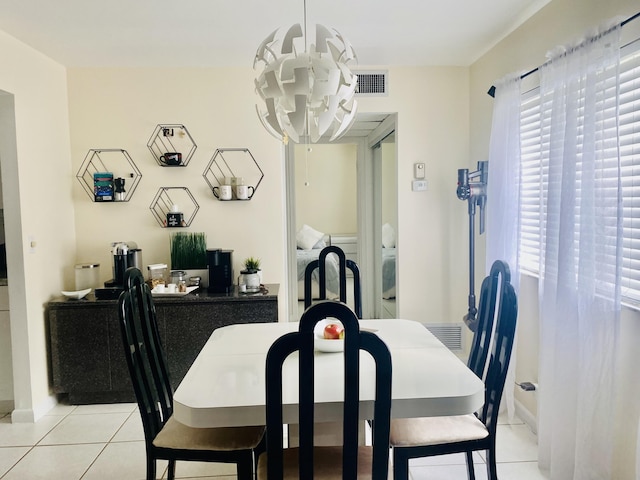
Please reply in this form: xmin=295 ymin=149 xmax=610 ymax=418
xmin=414 ymin=163 xmax=425 ymax=179
xmin=412 ymin=180 xmax=428 ymax=191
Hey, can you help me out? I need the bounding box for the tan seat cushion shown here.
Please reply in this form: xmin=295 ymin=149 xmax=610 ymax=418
xmin=257 ymin=445 xmax=381 ymax=479
xmin=153 ymin=416 xmax=265 ymax=451
xmin=389 ymin=414 xmax=489 ymax=447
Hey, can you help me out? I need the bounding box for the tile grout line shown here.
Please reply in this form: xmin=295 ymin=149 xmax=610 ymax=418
xmin=78 ymin=443 xmax=110 ymax=480
xmin=0 ymin=445 xmax=35 ymax=480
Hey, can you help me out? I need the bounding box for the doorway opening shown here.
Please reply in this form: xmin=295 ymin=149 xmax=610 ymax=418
xmin=284 ymin=113 xmax=398 ymax=322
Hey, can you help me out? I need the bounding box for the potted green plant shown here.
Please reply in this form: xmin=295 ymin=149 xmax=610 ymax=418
xmin=170 ymin=232 xmax=208 ymax=286
xmin=240 ymin=256 xmax=261 ymax=290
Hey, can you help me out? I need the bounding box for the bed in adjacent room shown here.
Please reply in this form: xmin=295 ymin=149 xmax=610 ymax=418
xmin=382 ymin=247 xmax=396 ymax=299
xmin=382 ymin=223 xmax=396 ymax=299
xmin=296 ymin=224 xmax=342 ymax=300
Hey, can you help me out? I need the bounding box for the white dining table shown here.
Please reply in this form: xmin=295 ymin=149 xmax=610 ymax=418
xmin=173 ymin=319 xmax=484 ymax=429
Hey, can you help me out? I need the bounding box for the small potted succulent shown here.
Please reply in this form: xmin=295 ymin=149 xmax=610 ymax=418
xmin=240 ymin=256 xmax=261 ymax=290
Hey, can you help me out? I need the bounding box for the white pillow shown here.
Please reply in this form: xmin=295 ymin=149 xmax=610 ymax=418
xmin=297 ymin=224 xmax=325 ymax=250
xmin=382 ymin=223 xmax=396 ymax=248
xmin=313 ymin=238 xmax=327 ymax=249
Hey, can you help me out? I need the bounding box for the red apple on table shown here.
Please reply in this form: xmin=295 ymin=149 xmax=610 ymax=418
xmin=323 ymin=323 xmax=345 ymax=340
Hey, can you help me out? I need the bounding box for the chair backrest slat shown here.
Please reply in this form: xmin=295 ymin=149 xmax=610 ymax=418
xmin=467 ymin=260 xmax=511 ymax=379
xmin=478 ymin=261 xmax=518 ymax=433
xmin=265 ymin=301 xmax=392 ymax=480
xmin=304 ymin=246 xmax=363 ymax=318
xmin=118 ymin=267 xmax=173 ymax=445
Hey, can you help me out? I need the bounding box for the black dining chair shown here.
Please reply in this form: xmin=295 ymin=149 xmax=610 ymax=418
xmin=257 ymin=300 xmax=392 ymax=479
xmin=390 ymin=260 xmax=518 ymax=480
xmin=118 ymin=267 xmax=265 ymax=480
xmin=304 ymin=245 xmax=363 ymax=318
xmin=467 ymin=260 xmax=512 ymax=379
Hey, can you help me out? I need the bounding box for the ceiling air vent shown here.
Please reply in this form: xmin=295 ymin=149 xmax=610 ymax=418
xmin=355 ymin=70 xmax=388 ymax=96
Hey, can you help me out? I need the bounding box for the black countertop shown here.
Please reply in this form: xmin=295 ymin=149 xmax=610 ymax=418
xmin=50 ymin=283 xmax=279 ymax=307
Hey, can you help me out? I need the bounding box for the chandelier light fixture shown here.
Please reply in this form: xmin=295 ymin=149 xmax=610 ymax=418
xmin=253 ymin=1 xmax=358 ymax=144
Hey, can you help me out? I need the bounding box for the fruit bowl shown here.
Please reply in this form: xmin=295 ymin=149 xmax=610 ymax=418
xmin=314 ymin=337 xmax=344 ymax=353
xmin=313 ymin=318 xmax=345 ymax=352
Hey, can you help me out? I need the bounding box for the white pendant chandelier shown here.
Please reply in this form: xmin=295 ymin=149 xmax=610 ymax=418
xmin=253 ymin=3 xmax=358 ymax=144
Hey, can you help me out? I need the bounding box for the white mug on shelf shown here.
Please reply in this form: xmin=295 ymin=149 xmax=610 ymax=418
xmin=236 ymin=184 xmax=255 ymax=200
xmin=213 ymin=184 xmax=233 ymax=200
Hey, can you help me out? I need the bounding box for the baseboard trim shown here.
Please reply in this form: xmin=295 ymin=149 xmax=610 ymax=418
xmin=515 ymin=398 xmax=538 ymax=435
xmin=11 ymin=394 xmax=58 ymax=423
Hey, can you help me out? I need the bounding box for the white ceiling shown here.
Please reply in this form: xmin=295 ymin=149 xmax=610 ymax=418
xmin=0 ymin=0 xmax=550 ymax=68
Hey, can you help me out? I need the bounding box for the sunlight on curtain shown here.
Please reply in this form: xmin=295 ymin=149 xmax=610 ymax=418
xmin=486 ymin=74 xmax=522 ymax=421
xmin=537 ymin=24 xmax=623 ymax=480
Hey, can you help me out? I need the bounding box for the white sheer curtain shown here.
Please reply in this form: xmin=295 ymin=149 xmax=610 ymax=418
xmin=486 ymin=75 xmax=522 ymax=280
xmin=537 ymin=25 xmax=623 ymax=480
xmin=486 ymin=74 xmax=522 ymax=420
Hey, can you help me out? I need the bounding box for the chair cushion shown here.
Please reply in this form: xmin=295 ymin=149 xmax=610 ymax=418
xmin=389 ymin=414 xmax=489 ymax=447
xmin=153 ymin=416 xmax=265 ymax=451
xmin=257 ymin=445 xmax=379 ymax=479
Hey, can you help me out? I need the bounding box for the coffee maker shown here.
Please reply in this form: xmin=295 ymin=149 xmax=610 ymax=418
xmin=104 ymin=241 xmax=142 ymax=288
xmin=207 ymin=249 xmax=233 ymax=293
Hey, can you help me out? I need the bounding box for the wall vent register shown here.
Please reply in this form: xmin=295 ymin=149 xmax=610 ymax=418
xmin=355 ymin=71 xmax=388 ymax=96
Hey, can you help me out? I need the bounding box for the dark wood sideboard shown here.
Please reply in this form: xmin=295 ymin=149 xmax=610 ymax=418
xmin=47 ymin=284 xmax=279 ymax=404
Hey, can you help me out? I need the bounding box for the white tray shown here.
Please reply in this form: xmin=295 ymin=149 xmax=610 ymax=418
xmin=151 ymin=286 xmax=199 ymax=297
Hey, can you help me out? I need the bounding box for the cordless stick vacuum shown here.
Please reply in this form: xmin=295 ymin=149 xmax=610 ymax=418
xmin=456 ymin=161 xmax=488 ymax=332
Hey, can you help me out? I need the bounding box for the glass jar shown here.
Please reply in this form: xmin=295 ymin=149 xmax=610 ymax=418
xmin=147 ymin=263 xmax=168 ymax=289
xmin=75 ymin=263 xmax=100 ymax=290
xmin=170 ymin=270 xmax=186 ymax=284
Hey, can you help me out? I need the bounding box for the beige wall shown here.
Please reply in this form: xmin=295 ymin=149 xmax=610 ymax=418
xmin=67 ymin=65 xmax=471 ymax=325
xmin=370 ymin=66 xmax=470 ymax=322
xmin=0 ymin=46 xmax=472 ymax=420
xmin=470 ymin=0 xmax=640 ymax=477
xmin=294 ymin=143 xmax=357 ymax=235
xmin=67 ymin=67 xmax=288 ymax=317
xmin=0 ymin=30 xmax=76 ymax=419
xmin=0 ymin=51 xmax=473 ymax=419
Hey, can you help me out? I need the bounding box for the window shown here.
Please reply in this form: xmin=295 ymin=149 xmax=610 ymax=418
xmin=518 ymin=41 xmax=640 ymax=303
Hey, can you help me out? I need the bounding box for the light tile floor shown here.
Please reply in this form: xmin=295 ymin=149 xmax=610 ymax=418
xmin=0 ymin=401 xmax=548 ymax=479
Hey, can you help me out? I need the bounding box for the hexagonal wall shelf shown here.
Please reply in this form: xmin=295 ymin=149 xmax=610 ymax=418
xmin=147 ymin=124 xmax=197 ymax=167
xmin=202 ymin=148 xmax=264 ymax=200
xmin=76 ymin=149 xmax=142 ymax=202
xmin=149 ymin=187 xmax=200 ymax=227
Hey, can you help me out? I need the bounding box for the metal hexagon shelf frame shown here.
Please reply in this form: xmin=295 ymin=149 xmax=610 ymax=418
xmin=202 ymin=148 xmax=264 ymax=200
xmin=147 ymin=124 xmax=197 ymax=167
xmin=76 ymin=149 xmax=142 ymax=202
xmin=149 ymin=187 xmax=200 ymax=228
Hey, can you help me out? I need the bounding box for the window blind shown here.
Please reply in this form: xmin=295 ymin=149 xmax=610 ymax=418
xmin=518 ymin=40 xmax=640 ymax=303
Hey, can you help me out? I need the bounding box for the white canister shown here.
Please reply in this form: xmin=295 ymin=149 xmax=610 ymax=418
xmin=75 ymin=263 xmax=100 ymax=290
